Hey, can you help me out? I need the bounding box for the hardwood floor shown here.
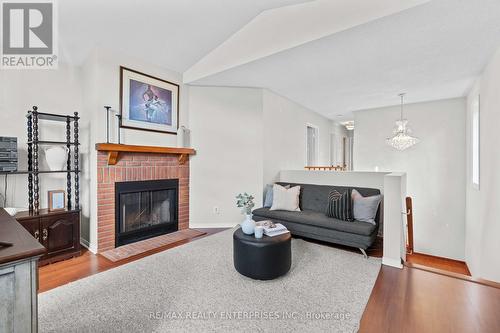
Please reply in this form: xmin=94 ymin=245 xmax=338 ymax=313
xmin=406 ymin=252 xmax=471 ymax=276
xmin=360 ymin=265 xmax=500 ymax=333
xmin=38 ymin=229 xmax=500 ymax=332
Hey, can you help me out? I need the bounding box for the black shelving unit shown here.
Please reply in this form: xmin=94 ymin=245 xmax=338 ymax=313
xmin=26 ymin=106 xmax=80 ymax=213
xmin=27 ymin=141 xmax=80 ymax=146
xmin=36 ymin=112 xmax=79 ymax=122
xmin=0 ymin=170 xmax=80 ymax=175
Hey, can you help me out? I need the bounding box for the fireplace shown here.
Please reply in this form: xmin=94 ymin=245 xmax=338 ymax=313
xmin=96 ymin=150 xmax=189 ymax=253
xmin=115 ymin=179 xmax=179 ymax=247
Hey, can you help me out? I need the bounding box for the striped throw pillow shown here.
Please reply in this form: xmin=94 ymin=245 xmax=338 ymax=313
xmin=326 ymin=189 xmax=354 ymax=221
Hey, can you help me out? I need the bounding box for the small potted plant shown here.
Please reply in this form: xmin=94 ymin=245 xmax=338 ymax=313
xmin=236 ymin=192 xmax=256 ymax=235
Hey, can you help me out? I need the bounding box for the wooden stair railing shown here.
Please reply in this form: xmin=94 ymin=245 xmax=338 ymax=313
xmin=406 ymin=196 xmax=414 ymax=254
xmin=304 ymin=165 xmax=347 ymax=171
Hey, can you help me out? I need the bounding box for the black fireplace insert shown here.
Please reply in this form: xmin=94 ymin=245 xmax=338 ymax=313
xmin=115 ymin=179 xmax=178 ymax=247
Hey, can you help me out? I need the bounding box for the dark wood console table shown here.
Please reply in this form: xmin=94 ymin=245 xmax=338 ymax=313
xmin=0 ymin=208 xmax=45 ymax=332
xmin=15 ymin=209 xmax=81 ymax=266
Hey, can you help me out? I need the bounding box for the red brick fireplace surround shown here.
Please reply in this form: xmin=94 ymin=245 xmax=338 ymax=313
xmin=96 ymin=145 xmax=192 ymax=253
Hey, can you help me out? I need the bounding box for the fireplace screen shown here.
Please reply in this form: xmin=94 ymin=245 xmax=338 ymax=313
xmin=115 ymin=179 xmax=178 ymax=247
xmin=120 ymin=190 xmax=175 ymax=232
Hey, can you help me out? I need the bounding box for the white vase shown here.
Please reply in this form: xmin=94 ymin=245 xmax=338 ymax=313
xmin=177 ymin=126 xmax=191 ymax=148
xmin=4 ymin=207 xmax=18 ymax=216
xmin=241 ymin=214 xmax=256 ymax=235
xmin=44 ymin=146 xmax=68 ymax=171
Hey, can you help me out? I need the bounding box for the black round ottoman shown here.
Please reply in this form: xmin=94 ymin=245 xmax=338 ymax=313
xmin=233 ymin=228 xmax=291 ymax=280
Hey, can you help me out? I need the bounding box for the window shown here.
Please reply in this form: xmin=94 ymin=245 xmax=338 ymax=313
xmin=306 ymin=125 xmax=319 ymax=166
xmin=472 ymin=95 xmax=480 ymax=189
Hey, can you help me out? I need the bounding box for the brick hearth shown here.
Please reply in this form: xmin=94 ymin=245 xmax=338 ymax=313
xmin=96 ymin=151 xmax=189 ymax=253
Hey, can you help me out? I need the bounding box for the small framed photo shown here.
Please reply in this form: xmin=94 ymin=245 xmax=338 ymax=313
xmin=48 ymin=190 xmax=66 ymax=211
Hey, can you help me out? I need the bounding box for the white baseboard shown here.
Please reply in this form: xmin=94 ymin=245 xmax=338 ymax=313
xmin=80 ymin=238 xmax=90 ymax=248
xmin=189 ymin=223 xmax=237 ymax=229
xmin=80 ymin=238 xmax=98 ymax=254
xmin=382 ymin=256 xmax=403 ymax=269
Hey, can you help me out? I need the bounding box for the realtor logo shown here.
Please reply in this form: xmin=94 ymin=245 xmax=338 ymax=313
xmin=1 ymin=0 xmax=58 ymax=69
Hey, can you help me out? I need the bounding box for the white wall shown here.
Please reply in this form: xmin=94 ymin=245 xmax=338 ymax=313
xmin=0 ymin=46 xmax=188 ymax=252
xmin=2 ymin=50 xmax=338 ymax=246
xmin=262 ymin=89 xmax=333 ymax=185
xmin=0 ymin=63 xmax=91 ymax=238
xmin=86 ymin=48 xmax=188 ymax=148
xmin=330 ymin=122 xmax=349 ymax=168
xmin=189 ymin=86 xmax=263 ymax=228
xmin=279 ymin=170 xmax=388 ymax=191
xmin=354 ymin=98 xmax=466 ymax=260
xmin=465 ymin=49 xmax=500 ymax=282
xmin=82 ymin=47 xmax=187 ymax=251
xmin=465 ymin=83 xmax=482 ymax=278
xmin=189 ymin=87 xmax=336 ymax=228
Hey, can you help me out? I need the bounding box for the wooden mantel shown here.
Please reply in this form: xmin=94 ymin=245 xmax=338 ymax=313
xmin=95 ymin=143 xmax=196 ymax=165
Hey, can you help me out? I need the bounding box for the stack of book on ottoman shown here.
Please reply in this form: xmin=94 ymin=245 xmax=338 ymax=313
xmin=256 ymin=221 xmax=290 ymax=237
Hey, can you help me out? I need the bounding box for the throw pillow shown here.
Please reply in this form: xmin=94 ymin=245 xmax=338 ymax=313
xmin=270 ymin=184 xmax=301 ymax=211
xmin=351 ymin=189 xmax=382 ymax=225
xmin=326 ymin=189 xmax=354 ymax=222
xmin=264 ymin=184 xmax=290 ymax=208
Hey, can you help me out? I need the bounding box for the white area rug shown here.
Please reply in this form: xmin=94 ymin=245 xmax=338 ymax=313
xmin=39 ymin=229 xmax=381 ymax=332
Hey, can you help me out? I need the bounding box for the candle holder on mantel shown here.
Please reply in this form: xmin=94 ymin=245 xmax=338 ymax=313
xmin=104 ymin=106 xmax=112 ymax=143
xmin=115 ymin=114 xmax=122 ymax=144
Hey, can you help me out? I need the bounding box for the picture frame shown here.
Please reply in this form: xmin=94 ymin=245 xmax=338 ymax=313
xmin=119 ymin=66 xmax=180 ymax=134
xmin=48 ymin=190 xmax=66 ymax=212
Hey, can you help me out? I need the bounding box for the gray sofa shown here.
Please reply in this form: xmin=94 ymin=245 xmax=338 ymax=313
xmin=252 ymin=182 xmax=381 ymax=257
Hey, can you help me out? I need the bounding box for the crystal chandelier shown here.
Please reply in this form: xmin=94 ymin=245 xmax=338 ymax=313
xmin=342 ymin=121 xmax=354 ymax=131
xmin=386 ymin=93 xmax=420 ymax=151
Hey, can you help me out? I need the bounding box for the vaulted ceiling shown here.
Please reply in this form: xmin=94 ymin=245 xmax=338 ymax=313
xmin=183 ymin=0 xmax=430 ymax=83
xmin=60 ymin=0 xmax=500 ymax=120
xmin=188 ymin=0 xmax=500 ymax=120
xmin=59 ymin=0 xmax=306 ymax=71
